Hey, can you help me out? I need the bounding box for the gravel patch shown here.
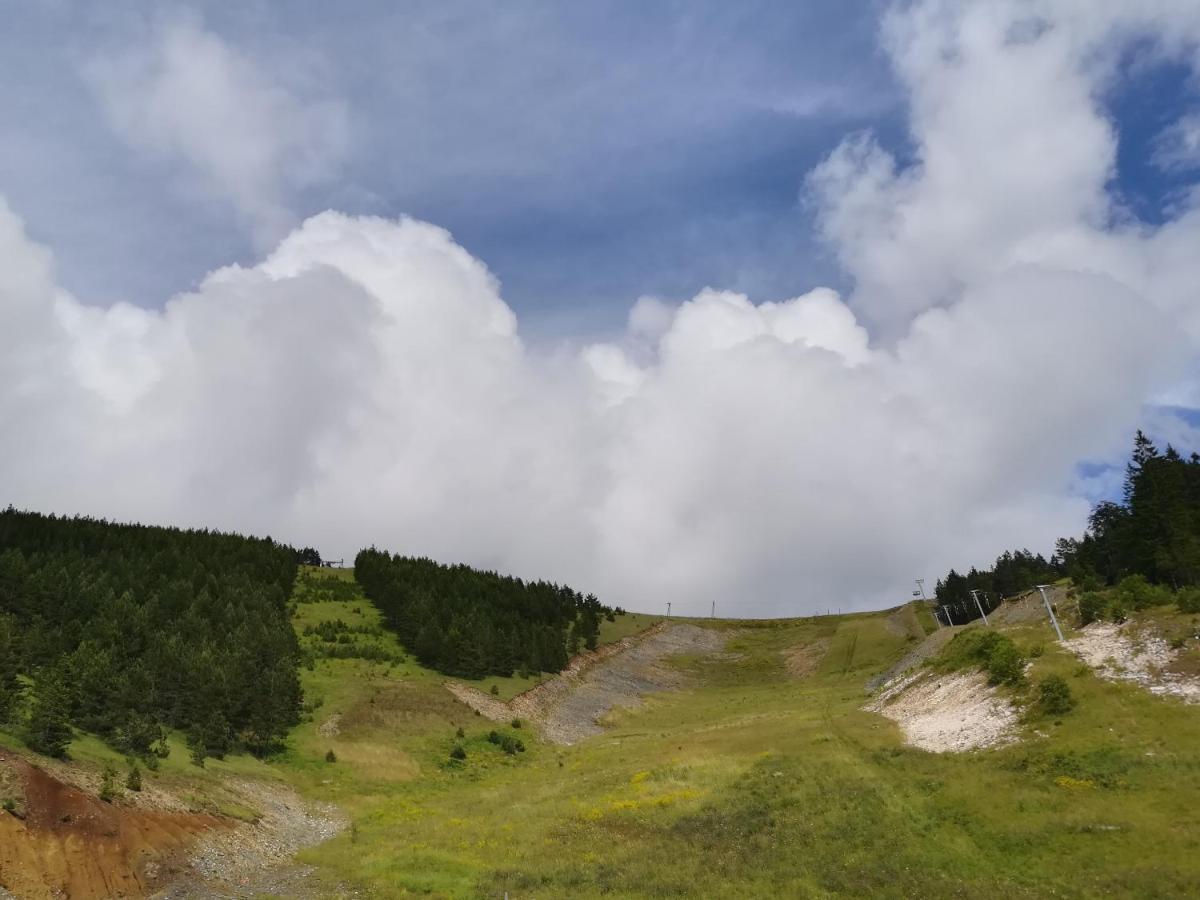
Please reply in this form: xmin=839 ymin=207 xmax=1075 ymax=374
xmin=448 ymin=624 xmax=727 ymax=745
xmin=1064 ymin=622 xmax=1200 ymax=703
xmin=866 ymin=670 xmax=1020 ymax=753
xmin=865 ymin=627 xmax=957 ymax=693
xmin=152 ymin=779 xmax=350 ymax=899
xmin=989 ymin=586 xmax=1070 ymax=627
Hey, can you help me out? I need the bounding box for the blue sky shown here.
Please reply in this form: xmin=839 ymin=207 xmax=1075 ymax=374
xmin=2 ymin=1 xmax=899 ymax=338
xmin=1108 ymin=43 xmax=1200 ymax=224
xmin=2 ymin=1 xmax=1193 ymax=342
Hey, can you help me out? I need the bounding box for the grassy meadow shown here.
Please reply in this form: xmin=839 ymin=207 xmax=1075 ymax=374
xmin=5 ymin=567 xmax=1200 ymax=897
xmin=269 ymin=575 xmax=1200 ymax=898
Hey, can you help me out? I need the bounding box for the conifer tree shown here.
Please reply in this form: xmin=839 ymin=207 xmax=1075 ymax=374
xmin=26 ymin=669 xmax=73 ymax=758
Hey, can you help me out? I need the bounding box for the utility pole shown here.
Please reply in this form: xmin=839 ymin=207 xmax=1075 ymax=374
xmin=970 ymin=589 xmax=989 ymax=626
xmin=711 ymin=601 xmax=715 ymax=619
xmin=666 ymin=602 xmax=671 ymax=619
xmin=915 ymin=578 xmax=927 ymax=601
xmin=1037 ymin=584 xmax=1065 ymax=642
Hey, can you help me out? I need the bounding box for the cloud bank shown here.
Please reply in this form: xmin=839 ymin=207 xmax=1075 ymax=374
xmin=3 ymin=0 xmax=1200 ymax=616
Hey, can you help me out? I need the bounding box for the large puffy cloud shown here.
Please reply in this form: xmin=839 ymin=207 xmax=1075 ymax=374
xmin=3 ymin=0 xmax=1200 ymax=616
xmin=809 ymin=0 xmax=1200 ymax=338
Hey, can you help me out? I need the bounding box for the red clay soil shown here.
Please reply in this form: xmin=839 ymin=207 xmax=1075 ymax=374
xmin=0 ymin=751 xmax=229 ymax=899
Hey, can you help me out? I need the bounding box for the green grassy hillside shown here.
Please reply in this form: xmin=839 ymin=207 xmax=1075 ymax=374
xmin=265 ymin=578 xmax=1200 ymax=898
xmin=6 ymin=568 xmax=1200 ymax=898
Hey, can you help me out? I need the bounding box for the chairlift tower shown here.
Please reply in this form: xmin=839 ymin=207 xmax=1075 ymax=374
xmin=1036 ymin=584 xmax=1065 ymax=642
xmin=970 ymin=589 xmax=990 ymax=626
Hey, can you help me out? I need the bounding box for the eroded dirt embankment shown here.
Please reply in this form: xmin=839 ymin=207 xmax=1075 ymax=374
xmin=0 ymin=751 xmax=227 ymax=899
xmin=0 ymin=750 xmax=346 ymax=900
xmin=447 ymin=623 xmax=727 ymax=744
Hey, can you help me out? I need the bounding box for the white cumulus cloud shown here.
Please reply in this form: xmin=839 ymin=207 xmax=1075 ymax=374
xmin=3 ymin=0 xmax=1200 ymax=616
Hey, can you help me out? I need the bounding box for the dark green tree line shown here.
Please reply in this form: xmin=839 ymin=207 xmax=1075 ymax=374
xmin=934 ymin=431 xmax=1200 ymax=621
xmin=354 ymin=549 xmax=611 ymax=679
xmin=1056 ymin=432 xmax=1200 ymax=588
xmin=0 ymin=508 xmax=302 ymax=759
xmin=935 ymin=550 xmax=1060 ymax=611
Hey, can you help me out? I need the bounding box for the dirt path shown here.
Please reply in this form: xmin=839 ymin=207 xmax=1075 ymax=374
xmin=447 ymin=623 xmax=728 ymax=744
xmin=866 ymin=670 xmax=1020 ymax=752
xmin=1065 ymin=622 xmax=1200 ymax=703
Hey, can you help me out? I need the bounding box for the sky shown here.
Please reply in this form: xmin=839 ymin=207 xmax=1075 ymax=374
xmin=2 ymin=0 xmax=1200 ymax=616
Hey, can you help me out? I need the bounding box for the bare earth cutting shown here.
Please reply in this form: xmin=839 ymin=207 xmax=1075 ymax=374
xmin=446 ymin=623 xmax=727 ymax=744
xmin=864 ymin=626 xmax=957 ymax=693
xmin=865 ymin=670 xmax=1020 ymax=752
xmin=988 ymin=586 xmax=1068 ymax=627
xmin=0 ymin=751 xmax=228 ymax=899
xmin=783 ymin=637 xmax=832 ymax=678
xmin=0 ymin=749 xmax=347 ymax=900
xmin=1065 ymin=622 xmax=1200 ymax=703
xmin=154 ymin=778 xmax=348 ymax=899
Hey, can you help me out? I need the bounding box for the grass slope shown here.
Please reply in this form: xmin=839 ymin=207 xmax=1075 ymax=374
xmin=270 ymin=584 xmax=1200 ymax=898
xmin=6 ymin=571 xmax=1200 ymax=898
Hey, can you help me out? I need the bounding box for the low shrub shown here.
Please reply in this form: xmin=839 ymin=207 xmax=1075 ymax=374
xmin=1080 ymin=577 xmax=1176 ymax=625
xmin=485 ymin=730 xmax=525 ymax=755
xmin=934 ymin=629 xmax=1026 ymax=686
xmin=450 ymin=745 xmax=467 ymax=761
xmin=1114 ymin=575 xmax=1172 ymax=611
xmin=987 ymin=640 xmax=1025 ymax=686
xmin=125 ymin=764 xmax=142 ymax=792
xmin=1078 ymin=591 xmax=1109 ymax=626
xmin=99 ymin=764 xmax=119 ymax=803
xmin=1177 ymin=587 xmax=1200 ymax=615
xmin=325 ymin=749 xmax=337 ymax=763
xmin=501 ymin=735 xmax=525 ymax=755
xmin=1035 ymin=675 xmax=1075 ymax=716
